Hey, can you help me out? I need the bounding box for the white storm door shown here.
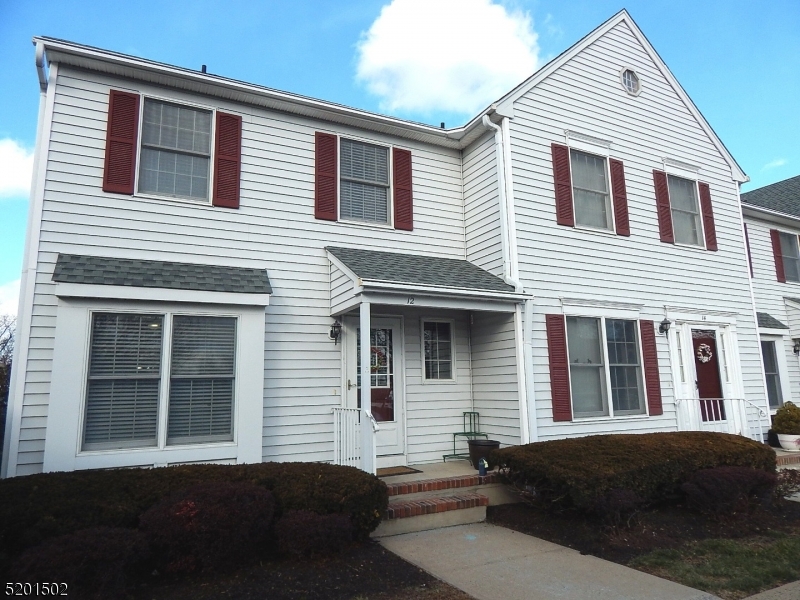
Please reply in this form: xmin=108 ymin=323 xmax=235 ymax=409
xmin=344 ymin=317 xmax=405 ymax=460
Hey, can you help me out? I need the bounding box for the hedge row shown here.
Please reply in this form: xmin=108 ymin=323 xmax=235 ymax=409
xmin=0 ymin=462 xmax=388 ymax=564
xmin=493 ymin=432 xmax=776 ymax=511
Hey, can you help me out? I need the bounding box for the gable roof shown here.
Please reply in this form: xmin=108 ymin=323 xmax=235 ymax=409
xmin=53 ymin=254 xmax=272 ymax=294
xmin=326 ymin=247 xmax=515 ymax=293
xmin=757 ymin=312 xmax=789 ymax=330
xmin=741 ymin=175 xmax=800 ymax=218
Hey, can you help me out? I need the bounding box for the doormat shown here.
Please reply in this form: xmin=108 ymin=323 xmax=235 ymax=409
xmin=377 ymin=466 xmax=423 ymax=477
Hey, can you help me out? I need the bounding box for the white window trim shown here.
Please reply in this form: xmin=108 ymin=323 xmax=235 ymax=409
xmin=420 ymin=318 xmax=457 ymax=384
xmin=619 ymin=67 xmax=643 ymax=97
xmin=777 ymin=231 xmax=800 ymax=283
xmin=661 ymin=162 xmax=706 ymax=250
xmin=133 ymin=94 xmax=218 ymax=206
xmin=563 ymin=313 xmax=649 ymax=420
xmin=565 ymin=144 xmax=617 ymax=234
xmin=42 ymin=299 xmax=265 ymax=472
xmin=336 ymin=134 xmax=395 ymax=229
xmin=760 ymin=334 xmax=791 ymax=412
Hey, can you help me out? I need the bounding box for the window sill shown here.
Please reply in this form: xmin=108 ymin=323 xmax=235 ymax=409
xmin=132 ymin=192 xmax=213 ymax=207
xmin=672 ymin=241 xmax=707 ymax=251
xmin=571 ymin=413 xmax=652 ymax=423
xmin=421 ymin=378 xmax=458 ymax=385
xmin=338 ymin=218 xmax=395 ymax=231
xmin=78 ymin=441 xmax=238 ymax=456
xmin=573 ymin=224 xmax=618 ymax=237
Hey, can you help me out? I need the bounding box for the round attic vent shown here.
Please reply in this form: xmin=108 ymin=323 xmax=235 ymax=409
xmin=620 ymin=69 xmax=641 ymax=96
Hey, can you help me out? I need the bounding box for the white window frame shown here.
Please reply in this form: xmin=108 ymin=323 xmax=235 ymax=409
xmin=564 ymin=132 xmax=616 ymax=235
xmin=336 ymin=134 xmax=395 ymax=229
xmin=43 ymin=298 xmax=266 ymax=472
xmin=563 ymin=312 xmax=649 ymax=420
xmin=777 ymin=231 xmax=800 ymax=283
xmin=619 ymin=67 xmax=642 ymax=97
xmin=420 ymin=318 xmax=457 ymax=383
xmin=134 ymin=94 xmax=218 ymax=206
xmin=760 ymin=335 xmax=791 ymax=412
xmin=662 ymin=160 xmax=706 ymax=249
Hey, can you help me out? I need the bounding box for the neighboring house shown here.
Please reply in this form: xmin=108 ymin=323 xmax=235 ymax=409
xmin=741 ymin=175 xmax=800 ymax=415
xmin=1 ymin=10 xmax=769 ymax=478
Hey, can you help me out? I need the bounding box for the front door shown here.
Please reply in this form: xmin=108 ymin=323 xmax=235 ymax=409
xmin=344 ymin=317 xmax=405 ymax=463
xmin=691 ymin=329 xmax=726 ymax=422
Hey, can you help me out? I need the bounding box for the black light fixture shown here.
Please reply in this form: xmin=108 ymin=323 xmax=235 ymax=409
xmin=329 ymin=319 xmax=342 ymax=345
xmin=793 ymin=339 xmax=800 ymax=356
xmin=658 ymin=318 xmax=671 ymax=335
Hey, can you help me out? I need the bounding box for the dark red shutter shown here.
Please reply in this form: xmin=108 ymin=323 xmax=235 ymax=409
xmin=744 ymin=223 xmax=753 ymax=277
xmin=102 ymin=90 xmax=140 ymax=194
xmin=639 ymin=320 xmax=663 ymax=416
xmin=393 ymin=148 xmax=413 ymax=231
xmin=315 ymin=132 xmax=338 ymax=221
xmin=653 ymin=170 xmax=674 ymax=243
xmin=551 ymin=144 xmax=574 ymax=226
xmin=212 ymin=112 xmax=242 ymax=209
xmin=609 ymin=158 xmax=630 ymax=236
xmin=771 ymin=229 xmax=786 ymax=283
xmin=546 ymin=314 xmax=572 ymax=422
xmin=698 ymin=182 xmax=717 ymax=251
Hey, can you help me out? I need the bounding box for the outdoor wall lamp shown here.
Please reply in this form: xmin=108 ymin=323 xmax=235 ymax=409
xmin=329 ymin=319 xmax=342 ymax=345
xmin=793 ymin=339 xmax=800 ymax=356
xmin=658 ymin=318 xmax=671 ymax=335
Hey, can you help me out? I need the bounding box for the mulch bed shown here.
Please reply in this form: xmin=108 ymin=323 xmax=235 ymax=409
xmin=487 ymin=499 xmax=800 ymax=565
xmin=132 ymin=540 xmax=474 ymax=600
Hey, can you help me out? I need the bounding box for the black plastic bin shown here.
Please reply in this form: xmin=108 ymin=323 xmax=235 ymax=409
xmin=467 ymin=439 xmax=500 ymax=469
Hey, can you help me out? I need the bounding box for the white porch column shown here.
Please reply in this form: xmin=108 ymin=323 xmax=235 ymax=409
xmin=359 ymin=302 xmax=377 ymax=474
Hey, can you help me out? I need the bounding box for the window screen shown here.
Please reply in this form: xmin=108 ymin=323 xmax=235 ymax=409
xmin=570 ymin=149 xmax=612 ymax=230
xmin=779 ymin=232 xmax=800 ymax=282
xmin=139 ymin=99 xmax=212 ymax=200
xmin=340 ymin=138 xmax=390 ymax=224
xmin=668 ymin=175 xmax=702 ymax=246
xmin=424 ymin=321 xmax=453 ymax=379
xmin=605 ymin=319 xmax=645 ymax=414
xmin=567 ymin=316 xmax=608 ymax=417
xmin=83 ymin=313 xmax=163 ymax=449
xmin=761 ymin=341 xmax=783 ymax=409
xmin=167 ymin=316 xmax=236 ymax=444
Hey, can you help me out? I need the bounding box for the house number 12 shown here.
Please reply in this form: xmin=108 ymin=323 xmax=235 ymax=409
xmin=407 ymin=297 xmax=415 ymax=305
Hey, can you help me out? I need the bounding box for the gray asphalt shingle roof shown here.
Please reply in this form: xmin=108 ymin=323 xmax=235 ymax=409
xmin=326 ymin=247 xmax=516 ymax=293
xmin=756 ymin=312 xmax=788 ymax=330
xmin=52 ymin=254 xmax=272 ymax=294
xmin=741 ymin=175 xmax=800 ymax=218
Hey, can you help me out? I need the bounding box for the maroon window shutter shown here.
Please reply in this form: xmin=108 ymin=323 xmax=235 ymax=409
xmin=546 ymin=314 xmax=573 ymax=422
xmin=698 ymin=182 xmax=717 ymax=251
xmin=744 ymin=224 xmax=753 ymax=277
xmin=653 ymin=170 xmax=674 ymax=243
xmin=315 ymin=132 xmax=338 ymax=221
xmin=609 ymin=158 xmax=630 ymax=236
xmin=551 ymin=144 xmax=574 ymax=226
xmin=393 ymin=148 xmax=413 ymax=231
xmin=212 ymin=112 xmax=242 ymax=209
xmin=771 ymin=229 xmax=786 ymax=283
xmin=102 ymin=90 xmax=140 ymax=194
xmin=639 ymin=320 xmax=663 ymax=416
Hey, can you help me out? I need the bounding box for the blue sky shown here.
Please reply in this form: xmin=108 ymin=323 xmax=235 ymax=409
xmin=0 ymin=0 xmax=798 ymax=314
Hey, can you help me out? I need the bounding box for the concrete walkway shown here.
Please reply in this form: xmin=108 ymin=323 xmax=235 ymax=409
xmin=381 ymin=522 xmax=720 ymax=600
xmin=747 ymin=581 xmax=800 ymax=599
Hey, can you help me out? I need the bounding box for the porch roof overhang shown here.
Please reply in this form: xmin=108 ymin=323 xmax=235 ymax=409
xmin=326 ymin=247 xmax=531 ymax=315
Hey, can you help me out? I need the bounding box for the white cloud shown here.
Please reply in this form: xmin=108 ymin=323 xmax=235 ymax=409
xmin=761 ymin=158 xmax=787 ymax=171
xmin=0 ymin=139 xmax=34 ymax=198
xmin=356 ymin=0 xmax=541 ymax=116
xmin=0 ymin=279 xmax=20 ymax=317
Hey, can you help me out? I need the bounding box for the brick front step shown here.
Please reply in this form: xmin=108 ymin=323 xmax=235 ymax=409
xmin=777 ymin=453 xmax=800 ymax=467
xmin=386 ymin=473 xmax=498 ymax=497
xmin=385 ymin=492 xmax=489 ymax=520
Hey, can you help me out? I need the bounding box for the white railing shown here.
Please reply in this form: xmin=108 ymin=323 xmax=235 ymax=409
xmin=332 ymin=407 xmax=361 ymax=468
xmin=676 ymin=398 xmax=768 ymax=443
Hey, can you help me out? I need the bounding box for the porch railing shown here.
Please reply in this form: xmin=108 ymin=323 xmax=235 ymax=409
xmin=332 ymin=407 xmax=361 ymax=468
xmin=676 ymin=398 xmax=768 ymax=443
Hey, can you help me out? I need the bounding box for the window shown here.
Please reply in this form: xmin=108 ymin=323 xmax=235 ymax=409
xmin=761 ymin=340 xmax=783 ymax=409
xmin=423 ymin=321 xmax=453 ymax=380
xmin=139 ymin=99 xmax=212 ymax=200
xmin=570 ymin=149 xmax=613 ymax=230
xmin=83 ymin=312 xmax=237 ymax=451
xmin=667 ymin=175 xmax=703 ymax=246
xmin=339 ymin=138 xmax=390 ymax=224
xmin=621 ymin=69 xmax=640 ymax=95
xmin=779 ymin=232 xmax=800 ymax=282
xmin=566 ymin=316 xmax=646 ymax=418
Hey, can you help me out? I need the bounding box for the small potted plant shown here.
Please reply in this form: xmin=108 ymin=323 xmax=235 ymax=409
xmin=773 ymin=401 xmax=800 ymax=452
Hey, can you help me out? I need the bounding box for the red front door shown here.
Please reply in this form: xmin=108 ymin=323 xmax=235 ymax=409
xmin=692 ymin=330 xmax=725 ymax=421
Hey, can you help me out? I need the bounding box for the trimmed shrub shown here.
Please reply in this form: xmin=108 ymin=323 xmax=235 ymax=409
xmin=139 ymin=481 xmax=275 ymax=573
xmin=681 ymin=466 xmax=777 ymax=516
xmin=275 ymin=510 xmax=353 ymax=557
xmin=773 ymin=402 xmax=800 ymax=435
xmin=774 ymin=469 xmax=800 ymax=500
xmin=591 ymin=488 xmax=644 ymax=528
xmin=0 ymin=462 xmax=387 ymax=568
xmin=493 ymin=432 xmax=776 ymax=511
xmin=11 ymin=527 xmax=149 ymax=600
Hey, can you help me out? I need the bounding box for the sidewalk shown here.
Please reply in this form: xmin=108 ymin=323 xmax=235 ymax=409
xmin=381 ymin=522 xmax=720 ymax=600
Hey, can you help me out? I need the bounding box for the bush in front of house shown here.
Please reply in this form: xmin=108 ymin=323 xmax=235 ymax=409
xmin=681 ymin=466 xmax=777 ymax=516
xmin=0 ymin=462 xmax=388 ymax=569
xmin=275 ymin=510 xmax=354 ymax=557
xmin=11 ymin=527 xmax=149 ymax=600
xmin=493 ymin=432 xmax=776 ymax=512
xmin=139 ymin=481 xmax=275 ymax=573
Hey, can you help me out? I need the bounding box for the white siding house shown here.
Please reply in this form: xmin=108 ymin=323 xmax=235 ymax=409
xmin=2 ymin=10 xmax=771 ymax=478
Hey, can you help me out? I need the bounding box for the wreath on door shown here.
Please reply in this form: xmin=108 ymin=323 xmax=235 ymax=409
xmin=696 ymin=343 xmax=713 ymax=363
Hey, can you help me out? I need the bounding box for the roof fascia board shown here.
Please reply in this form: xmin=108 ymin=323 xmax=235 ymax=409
xmin=360 ymin=279 xmax=530 ymax=301
xmin=742 ymin=204 xmax=800 ymax=228
xmin=326 ymin=251 xmax=361 ymax=286
xmin=55 ymin=282 xmax=270 ymax=306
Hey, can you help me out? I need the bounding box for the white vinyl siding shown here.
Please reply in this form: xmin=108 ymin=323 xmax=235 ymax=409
xmin=464 ymin=132 xmax=503 ymax=277
xmin=570 ymin=149 xmax=612 ymax=230
xmin=339 ymin=138 xmax=390 ymax=224
xmin=667 ymin=175 xmax=702 ymax=246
